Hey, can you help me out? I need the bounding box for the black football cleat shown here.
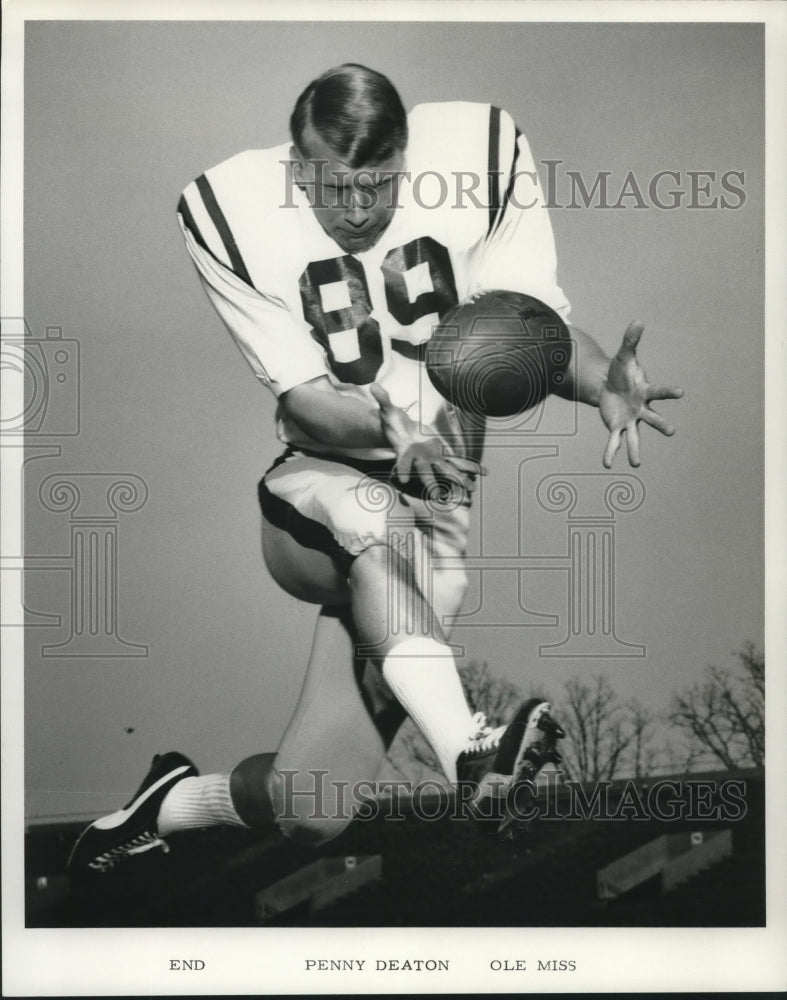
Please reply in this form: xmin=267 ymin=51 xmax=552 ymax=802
xmin=456 ymin=699 xmax=564 ymax=835
xmin=67 ymin=752 xmax=198 ymax=876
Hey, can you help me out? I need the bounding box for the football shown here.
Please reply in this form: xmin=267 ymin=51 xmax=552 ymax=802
xmin=426 ymin=290 xmax=572 ymax=417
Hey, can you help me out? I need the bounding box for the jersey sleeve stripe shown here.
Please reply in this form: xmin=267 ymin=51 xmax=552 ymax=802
xmin=487 ymin=104 xmax=502 ymax=235
xmin=492 ymin=127 xmax=523 ymax=238
xmin=177 ymin=194 xmax=210 ymax=255
xmin=194 ymin=173 xmax=254 ymax=288
xmin=179 ymin=183 xmax=233 ymax=271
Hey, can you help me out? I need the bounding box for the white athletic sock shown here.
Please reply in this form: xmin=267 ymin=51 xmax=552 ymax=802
xmin=382 ymin=636 xmax=475 ymax=782
xmin=157 ymin=773 xmax=248 ymax=836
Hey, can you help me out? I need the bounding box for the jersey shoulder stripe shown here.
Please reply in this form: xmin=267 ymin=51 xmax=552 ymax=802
xmin=181 ymin=173 xmax=254 ymax=288
xmin=178 ymin=178 xmax=233 ymax=275
xmin=178 ymin=147 xmax=293 ymax=290
xmin=487 ymin=105 xmax=502 ymax=234
xmin=407 ymin=102 xmax=518 ymax=237
xmin=176 ymin=193 xmax=208 ymax=257
xmin=492 ymin=125 xmax=523 ymax=239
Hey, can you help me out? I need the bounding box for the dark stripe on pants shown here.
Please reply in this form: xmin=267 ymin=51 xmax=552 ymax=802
xmin=258 ymin=473 xmax=356 ymax=577
xmin=257 ymin=449 xmax=427 ymax=577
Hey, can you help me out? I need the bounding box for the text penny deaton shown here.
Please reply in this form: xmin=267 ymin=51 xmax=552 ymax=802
xmin=305 ymin=959 xmax=449 ymax=972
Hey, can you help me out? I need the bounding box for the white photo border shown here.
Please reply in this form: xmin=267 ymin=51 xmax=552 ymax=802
xmin=2 ymin=0 xmax=785 ymax=995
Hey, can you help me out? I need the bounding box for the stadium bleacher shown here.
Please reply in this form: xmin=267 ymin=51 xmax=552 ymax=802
xmin=25 ymin=768 xmax=764 ymax=927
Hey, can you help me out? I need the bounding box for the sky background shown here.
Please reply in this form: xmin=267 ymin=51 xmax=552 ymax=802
xmin=21 ymin=20 xmax=763 ymax=821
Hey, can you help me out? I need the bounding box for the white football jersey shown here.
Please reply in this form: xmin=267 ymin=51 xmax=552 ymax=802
xmin=177 ymin=101 xmax=570 ymax=459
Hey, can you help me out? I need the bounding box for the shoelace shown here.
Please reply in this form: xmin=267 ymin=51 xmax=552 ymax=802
xmin=89 ymin=831 xmax=170 ymax=872
xmin=464 ymin=712 xmax=506 ymax=756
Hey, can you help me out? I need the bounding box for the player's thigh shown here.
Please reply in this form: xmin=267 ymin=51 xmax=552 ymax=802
xmin=260 ymin=453 xmax=412 ymax=603
xmin=261 ymin=512 xmax=349 ymax=605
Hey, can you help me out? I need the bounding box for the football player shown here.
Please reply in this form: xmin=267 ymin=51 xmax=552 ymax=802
xmin=69 ymin=64 xmax=681 ymax=874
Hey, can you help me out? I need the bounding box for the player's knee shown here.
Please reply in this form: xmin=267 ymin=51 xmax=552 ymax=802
xmin=268 ymin=767 xmax=353 ymax=848
xmin=352 ymin=538 xmax=392 ymax=570
xmin=447 ymin=568 xmax=469 ymax=608
xmin=328 ymin=486 xmax=415 ymax=554
xmin=425 ymin=566 xmax=468 ymax=625
xmin=278 ymin=814 xmax=352 ymax=848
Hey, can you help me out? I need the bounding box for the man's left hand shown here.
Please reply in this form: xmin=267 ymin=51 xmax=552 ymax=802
xmin=599 ymin=322 xmax=683 ymax=468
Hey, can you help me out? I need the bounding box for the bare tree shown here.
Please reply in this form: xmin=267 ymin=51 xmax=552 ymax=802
xmin=629 ymin=700 xmax=660 ymax=779
xmin=662 ymin=731 xmax=707 ymax=775
xmin=668 ymin=643 xmax=764 ymax=770
xmin=555 ymin=675 xmax=661 ymax=781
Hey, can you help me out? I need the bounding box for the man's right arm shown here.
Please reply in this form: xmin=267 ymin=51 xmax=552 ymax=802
xmin=282 ymin=380 xmax=482 ymax=497
xmin=280 ymin=377 xmax=389 ymax=450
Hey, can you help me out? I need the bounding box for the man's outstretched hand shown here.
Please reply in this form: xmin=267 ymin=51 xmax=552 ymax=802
xmin=599 ymin=322 xmax=683 ymax=468
xmin=370 ymin=382 xmax=485 ymax=501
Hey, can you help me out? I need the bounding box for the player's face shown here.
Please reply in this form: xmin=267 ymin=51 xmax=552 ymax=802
xmin=292 ymin=126 xmax=404 ymax=254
